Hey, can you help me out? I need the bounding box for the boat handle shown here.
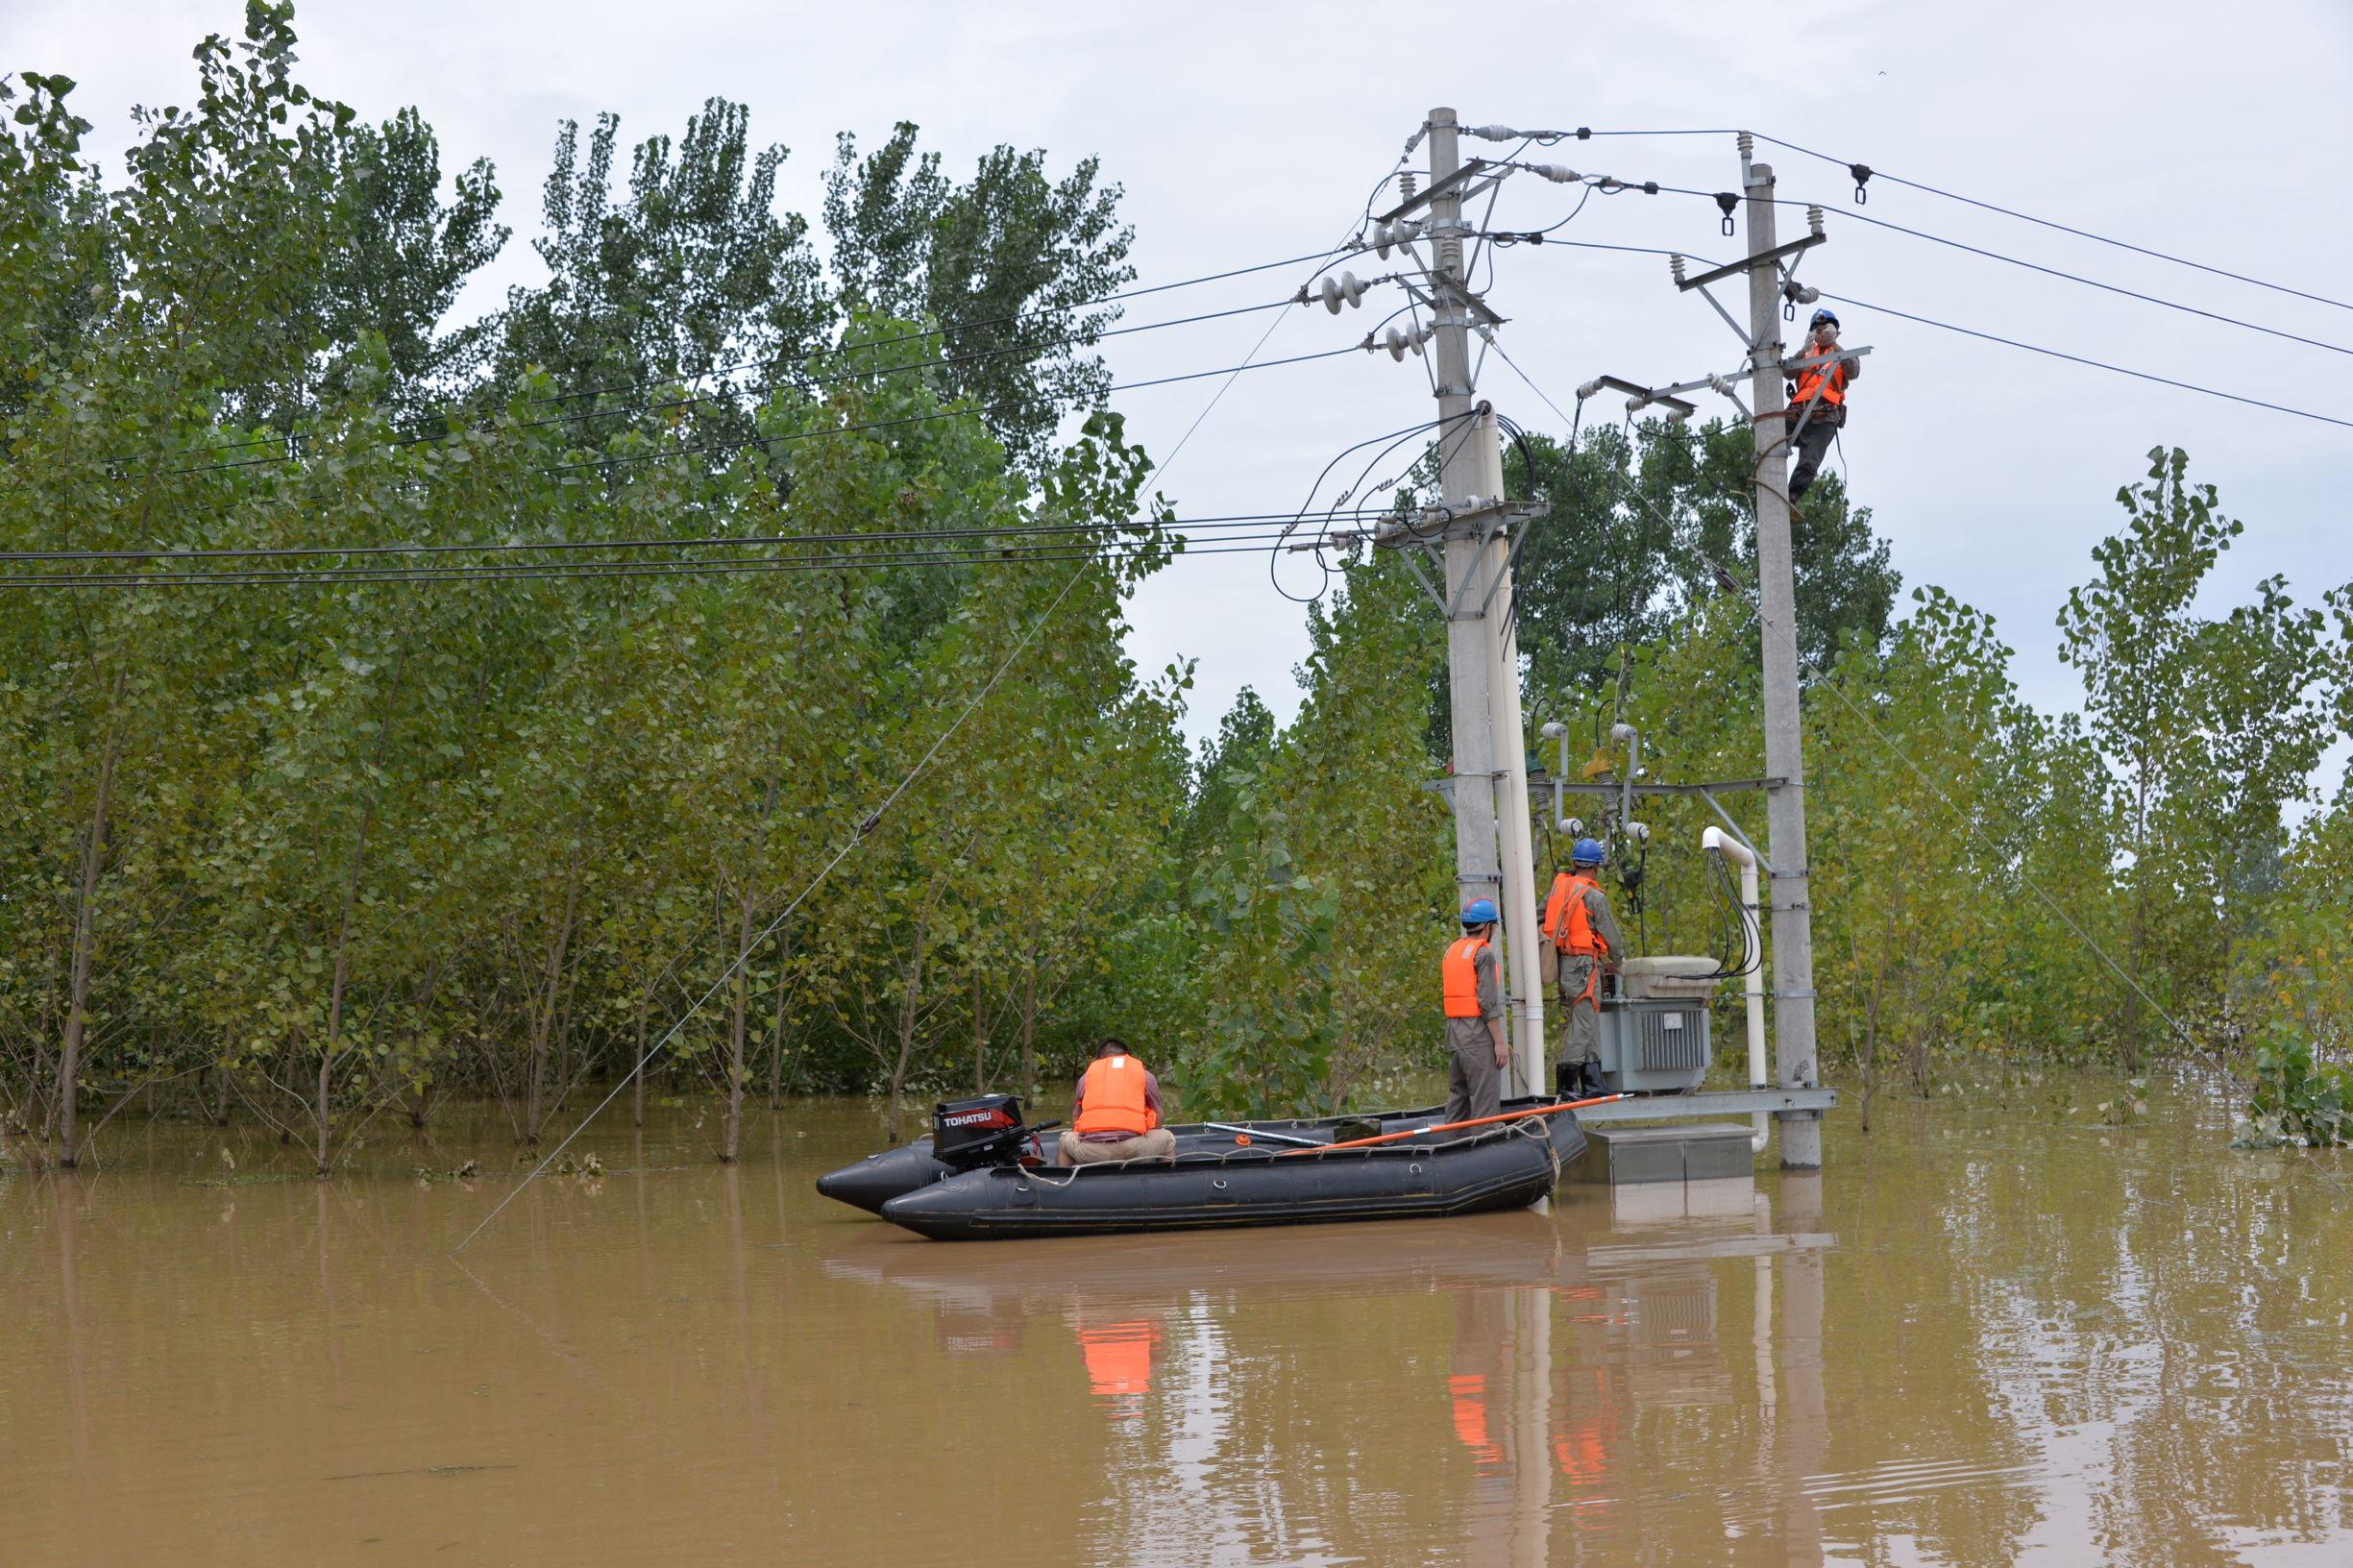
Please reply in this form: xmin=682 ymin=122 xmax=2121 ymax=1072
xmin=1212 ymin=1178 xmax=1228 ymax=1190
xmin=1409 ymin=1164 xmax=1423 ymax=1175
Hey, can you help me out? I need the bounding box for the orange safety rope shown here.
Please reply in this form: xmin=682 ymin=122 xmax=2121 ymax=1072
xmin=1274 ymin=1094 xmax=1624 ymax=1156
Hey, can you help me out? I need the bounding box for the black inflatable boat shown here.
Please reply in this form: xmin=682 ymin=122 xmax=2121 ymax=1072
xmin=814 ymin=1093 xmax=1578 ymax=1214
xmin=818 ymin=1091 xmax=1588 ymax=1241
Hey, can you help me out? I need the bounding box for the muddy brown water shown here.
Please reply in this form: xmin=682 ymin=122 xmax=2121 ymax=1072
xmin=5 ymin=1077 xmax=2349 ymax=1566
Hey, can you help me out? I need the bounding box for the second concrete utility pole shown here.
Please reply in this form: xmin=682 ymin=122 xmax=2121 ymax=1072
xmin=1740 ymin=148 xmax=1824 ymax=1169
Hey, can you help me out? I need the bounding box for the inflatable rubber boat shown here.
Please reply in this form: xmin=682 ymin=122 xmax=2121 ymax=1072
xmin=817 ymin=1091 xmax=1591 ymax=1241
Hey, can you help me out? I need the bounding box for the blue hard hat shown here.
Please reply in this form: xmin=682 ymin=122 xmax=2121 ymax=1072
xmin=1460 ymin=898 xmax=1500 ymax=926
xmin=1809 ymin=307 xmax=1840 ymax=328
xmin=1572 ymin=837 xmax=1605 ymax=866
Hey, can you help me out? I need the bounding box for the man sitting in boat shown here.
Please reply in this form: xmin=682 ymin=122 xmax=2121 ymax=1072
xmin=1057 ymin=1039 xmax=1177 ymax=1164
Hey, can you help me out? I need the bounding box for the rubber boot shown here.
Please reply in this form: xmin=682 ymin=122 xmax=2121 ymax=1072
xmin=1577 ymin=1060 xmax=1609 ymax=1099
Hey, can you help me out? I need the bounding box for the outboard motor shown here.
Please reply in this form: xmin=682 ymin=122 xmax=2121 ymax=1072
xmin=930 ymin=1093 xmax=1046 ymax=1172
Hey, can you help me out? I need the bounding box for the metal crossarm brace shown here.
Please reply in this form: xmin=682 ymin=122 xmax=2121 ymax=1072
xmin=1677 ymin=233 xmax=1825 ymax=293
xmin=1377 ymin=158 xmax=1497 ymax=224
xmin=1587 ymin=374 xmax=1697 ymax=421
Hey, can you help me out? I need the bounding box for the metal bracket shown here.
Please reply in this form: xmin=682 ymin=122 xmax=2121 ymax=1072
xmin=1688 ymin=281 xmax=1752 ymax=345
xmin=1547 ymin=777 xmax=1781 ymax=797
xmin=1445 ymin=516 xmax=1510 ymax=621
xmin=1377 ymin=159 xmax=1496 ymax=224
xmin=1399 ymin=545 xmax=1444 ymax=614
xmin=1585 ymin=374 xmax=1696 ymax=423
xmin=1676 ymin=232 xmax=1826 ymax=293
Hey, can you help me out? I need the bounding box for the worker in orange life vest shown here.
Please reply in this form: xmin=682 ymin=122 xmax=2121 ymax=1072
xmin=1056 ymin=1038 xmax=1176 ymax=1165
xmin=1784 ymin=307 xmax=1860 ymax=505
xmin=1442 ymin=899 xmax=1508 ymax=1124
xmin=1542 ymin=839 xmax=1628 ymax=1099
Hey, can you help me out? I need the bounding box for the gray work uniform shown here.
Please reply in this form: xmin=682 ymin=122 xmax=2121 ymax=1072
xmin=1444 ymin=939 xmax=1506 ymax=1125
xmin=1786 ymin=346 xmax=1858 ymax=502
xmin=1556 ymin=880 xmax=1628 ymax=1068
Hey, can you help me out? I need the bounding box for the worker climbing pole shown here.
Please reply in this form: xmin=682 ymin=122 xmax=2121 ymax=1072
xmin=1785 ymin=307 xmax=1860 ymax=505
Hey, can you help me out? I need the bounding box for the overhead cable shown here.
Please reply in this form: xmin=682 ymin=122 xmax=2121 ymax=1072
xmin=451 ymin=551 xmax=1097 ymax=1253
xmin=1747 ymin=132 xmax=2353 ymax=315
xmin=1521 ymin=238 xmax=2353 ymax=430
xmin=106 ymin=298 xmax=1349 ymax=484
xmin=1569 ymin=126 xmax=2353 ymax=314
xmin=0 ymin=509 xmax=1375 ymax=566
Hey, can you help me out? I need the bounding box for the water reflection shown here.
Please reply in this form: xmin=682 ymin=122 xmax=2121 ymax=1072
xmin=825 ymin=1177 xmax=1840 ymax=1565
xmin=5 ymin=1090 xmax=2350 ymax=1566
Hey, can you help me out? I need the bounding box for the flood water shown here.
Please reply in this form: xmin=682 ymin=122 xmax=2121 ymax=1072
xmin=6 ymin=1075 xmax=2350 ymax=1566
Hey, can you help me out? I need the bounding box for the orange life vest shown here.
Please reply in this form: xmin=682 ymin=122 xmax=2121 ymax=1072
xmin=1545 ymin=873 xmax=1608 ymax=958
xmin=1073 ymin=1053 xmax=1157 ymax=1138
xmin=1541 ymin=873 xmax=1572 ymax=943
xmin=1442 ymin=935 xmax=1490 ymax=1019
xmin=1793 ymin=348 xmax=1848 ymax=409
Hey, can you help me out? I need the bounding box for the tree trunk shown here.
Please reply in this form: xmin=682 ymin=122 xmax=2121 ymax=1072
xmin=973 ymin=971 xmax=991 ymax=1093
xmin=315 ymin=804 xmax=375 ymax=1177
xmin=2120 ymin=772 xmax=2152 ymax=1073
xmin=1019 ymin=921 xmax=1040 ymax=1111
xmin=722 ymin=891 xmax=755 ymax=1164
xmin=2121 ymin=880 xmax=2150 ymax=1075
xmin=56 ymin=691 xmax=125 ymax=1170
xmin=524 ymin=858 xmax=582 ymax=1144
xmin=766 ymin=941 xmax=791 ymax=1112
xmin=886 ymin=917 xmax=929 ymax=1142
xmin=630 ymin=990 xmax=650 ymax=1129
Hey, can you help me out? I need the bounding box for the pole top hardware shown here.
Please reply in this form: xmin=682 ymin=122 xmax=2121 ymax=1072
xmin=1676 ymin=232 xmax=1826 ymax=293
xmin=1360 ymin=498 xmax=1547 ymax=549
xmin=1376 ymin=157 xmax=1495 ymax=225
xmin=1581 ymin=374 xmax=1696 ymax=423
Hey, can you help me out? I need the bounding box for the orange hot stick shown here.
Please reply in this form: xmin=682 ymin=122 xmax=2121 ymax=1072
xmin=1274 ymin=1094 xmax=1624 ymax=1156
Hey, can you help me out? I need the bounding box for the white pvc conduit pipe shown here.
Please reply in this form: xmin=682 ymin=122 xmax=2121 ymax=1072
xmin=1702 ymin=825 xmax=1771 ymax=1153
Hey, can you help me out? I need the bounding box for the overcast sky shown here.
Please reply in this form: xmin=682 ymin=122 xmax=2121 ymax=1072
xmin=13 ymin=0 xmax=2352 ymax=775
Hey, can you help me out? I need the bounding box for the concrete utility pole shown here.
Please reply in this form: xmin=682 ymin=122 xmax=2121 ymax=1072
xmin=1424 ymin=108 xmax=1544 ymax=1094
xmin=1740 ymin=152 xmax=1825 ymax=1169
xmin=1477 ymin=413 xmax=1545 ymax=1096
xmin=1427 ymin=110 xmax=1502 ymax=922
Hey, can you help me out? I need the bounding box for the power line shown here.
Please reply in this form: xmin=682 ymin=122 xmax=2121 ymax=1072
xmin=451 ymin=233 xmax=1350 ymax=1250
xmin=532 ymin=247 xmax=1352 ymax=408
xmin=26 ymin=339 xmax=1372 ymax=513
xmin=1565 ymin=126 xmax=2353 ymax=315
xmin=1518 ymin=238 xmax=2353 ymax=431
xmin=1589 ymin=173 xmax=2353 ymax=361
xmin=50 ymin=248 xmax=1356 ymax=478
xmin=450 ymin=551 xmax=1097 ymax=1254
xmin=0 ymin=533 xmax=1312 ymax=591
xmin=1815 ymin=287 xmax=2353 ymax=431
xmin=1759 ymin=193 xmax=2353 ymax=361
xmin=0 ymin=509 xmax=1369 ymax=565
xmin=542 ymin=343 xmax=1369 ymax=478
xmin=1747 ymin=132 xmax=2353 ymax=316
xmin=96 ymin=293 xmax=1346 ymax=484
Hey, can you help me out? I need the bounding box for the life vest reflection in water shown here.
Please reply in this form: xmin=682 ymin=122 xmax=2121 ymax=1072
xmin=1076 ymin=1316 xmax=1163 ymax=1414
